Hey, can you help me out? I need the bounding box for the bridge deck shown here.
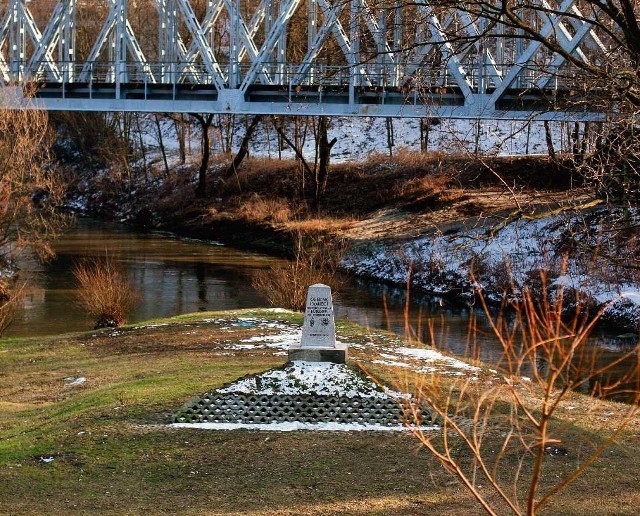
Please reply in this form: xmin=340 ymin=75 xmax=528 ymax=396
xmin=27 ymin=81 xmax=598 ymax=121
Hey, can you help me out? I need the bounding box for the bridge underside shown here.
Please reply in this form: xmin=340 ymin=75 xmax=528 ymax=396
xmin=31 ymin=82 xmax=598 ymax=120
xmin=1 ymin=1 xmax=613 ymax=121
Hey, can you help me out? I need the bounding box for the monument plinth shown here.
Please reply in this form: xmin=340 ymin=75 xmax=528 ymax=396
xmin=288 ymin=284 xmax=347 ymax=364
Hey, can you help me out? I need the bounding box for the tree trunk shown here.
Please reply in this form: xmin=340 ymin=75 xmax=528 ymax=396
xmin=224 ymin=115 xmax=262 ymax=178
xmin=420 ymin=118 xmax=431 ymax=153
xmin=175 ymin=114 xmax=186 ymax=165
xmin=154 ymin=114 xmax=170 ymax=176
xmin=313 ymin=116 xmax=337 ymax=211
xmin=191 ymin=113 xmax=214 ymax=198
xmin=135 ymin=114 xmax=148 ymax=182
xmin=386 ymin=117 xmax=394 ymax=157
xmin=544 ymin=121 xmax=556 ymax=161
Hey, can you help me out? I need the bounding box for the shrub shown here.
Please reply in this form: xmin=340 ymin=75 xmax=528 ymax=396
xmin=0 ymin=278 xmax=22 ymax=337
xmin=73 ymin=257 xmax=137 ymax=329
xmin=400 ymin=276 xmax=639 ymax=515
xmin=252 ymin=233 xmax=345 ymax=311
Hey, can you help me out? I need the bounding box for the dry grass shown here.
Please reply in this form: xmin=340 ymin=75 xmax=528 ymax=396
xmin=219 ymin=158 xmax=300 ymax=195
xmin=1 ymin=310 xmax=639 ymax=515
xmin=138 ymin=152 xmax=574 ymax=253
xmin=0 ymin=311 xmax=454 ymax=515
xmin=392 ymin=173 xmax=451 ymax=198
xmin=73 ymin=257 xmax=137 ymax=328
xmin=284 ymin=216 xmax=356 ymax=234
xmin=237 ymin=194 xmax=293 ymax=224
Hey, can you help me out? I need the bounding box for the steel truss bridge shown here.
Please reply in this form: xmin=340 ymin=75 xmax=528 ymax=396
xmin=0 ymin=0 xmax=611 ymax=120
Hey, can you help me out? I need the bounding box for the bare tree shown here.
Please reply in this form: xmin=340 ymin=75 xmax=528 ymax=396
xmin=0 ymin=86 xmax=69 ymax=335
xmin=395 ymin=1 xmax=640 ymax=198
xmin=0 ymin=87 xmax=68 ymax=265
xmin=225 ymin=115 xmax=263 ymax=179
xmin=272 ymin=115 xmax=337 ymax=210
xmin=190 ymin=113 xmax=214 ymax=197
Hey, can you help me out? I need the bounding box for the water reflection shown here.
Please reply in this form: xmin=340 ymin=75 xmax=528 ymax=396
xmin=8 ymin=218 xmax=274 ymax=336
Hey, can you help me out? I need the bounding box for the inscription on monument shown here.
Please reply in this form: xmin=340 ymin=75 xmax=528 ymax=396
xmin=288 ymin=283 xmax=346 ymax=363
xmin=301 ymin=284 xmax=336 ymax=348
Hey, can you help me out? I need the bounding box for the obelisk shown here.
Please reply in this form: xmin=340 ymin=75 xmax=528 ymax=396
xmin=288 ymin=284 xmax=347 ymax=363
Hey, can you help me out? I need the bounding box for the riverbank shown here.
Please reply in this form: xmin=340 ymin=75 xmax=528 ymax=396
xmin=1 ymin=309 xmax=639 ymax=514
xmin=63 ymin=149 xmax=640 ymax=332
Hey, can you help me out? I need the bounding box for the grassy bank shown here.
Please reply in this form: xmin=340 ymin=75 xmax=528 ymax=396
xmin=71 ymin=153 xmax=577 ymax=251
xmin=1 ymin=309 xmax=639 ymax=514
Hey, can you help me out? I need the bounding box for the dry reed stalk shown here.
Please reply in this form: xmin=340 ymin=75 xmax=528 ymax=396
xmin=252 ymin=232 xmax=346 ymax=311
xmin=382 ymin=273 xmax=639 ymax=515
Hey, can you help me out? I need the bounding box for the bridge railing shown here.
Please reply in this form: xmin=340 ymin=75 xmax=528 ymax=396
xmin=5 ymin=58 xmax=591 ymax=94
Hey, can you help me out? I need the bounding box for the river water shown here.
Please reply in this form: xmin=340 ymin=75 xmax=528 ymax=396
xmin=9 ymin=218 xmax=476 ymax=341
xmin=7 ymin=218 xmax=639 ymax=397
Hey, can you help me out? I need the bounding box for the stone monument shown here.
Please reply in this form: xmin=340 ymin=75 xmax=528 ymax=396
xmin=288 ymin=283 xmax=347 ymax=363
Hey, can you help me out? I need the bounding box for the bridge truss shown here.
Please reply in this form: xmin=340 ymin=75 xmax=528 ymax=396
xmin=0 ymin=0 xmax=612 ymax=120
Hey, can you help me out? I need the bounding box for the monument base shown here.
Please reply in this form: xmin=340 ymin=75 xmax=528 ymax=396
xmin=288 ymin=344 xmax=347 ymax=364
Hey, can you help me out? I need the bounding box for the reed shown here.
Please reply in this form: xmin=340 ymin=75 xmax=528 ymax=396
xmin=73 ymin=257 xmax=137 ymax=329
xmin=380 ymin=273 xmax=640 ymax=515
xmin=252 ymin=232 xmax=345 ymax=311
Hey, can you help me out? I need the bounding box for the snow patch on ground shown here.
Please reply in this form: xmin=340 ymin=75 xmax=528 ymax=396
xmin=64 ymin=376 xmax=86 ymax=387
xmin=215 ymin=315 xmax=477 ymax=378
xmin=172 ymin=421 xmax=437 ymax=432
xmin=620 ymin=292 xmax=640 ymax=305
xmin=247 ymin=118 xmax=552 ymax=162
xmin=343 ymin=209 xmax=640 ymax=330
xmin=223 ymin=319 xmax=302 ymax=350
xmin=395 ymin=347 xmax=481 ymax=371
xmin=231 ymin=330 xmax=302 ymax=350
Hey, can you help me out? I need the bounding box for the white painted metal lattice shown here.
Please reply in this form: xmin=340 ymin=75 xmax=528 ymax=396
xmin=0 ymin=1 xmax=612 ymax=120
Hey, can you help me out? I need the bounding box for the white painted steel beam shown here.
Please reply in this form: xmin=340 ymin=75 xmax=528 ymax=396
xmin=487 ymin=0 xmax=577 ymax=108
xmin=19 ymin=92 xmax=606 ymax=122
xmin=239 ymin=0 xmax=302 ymax=93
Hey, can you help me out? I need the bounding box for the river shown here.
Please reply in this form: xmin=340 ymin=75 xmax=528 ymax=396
xmin=6 ymin=218 xmax=639 ymax=398
xmin=9 ymin=218 xmax=479 ymax=346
